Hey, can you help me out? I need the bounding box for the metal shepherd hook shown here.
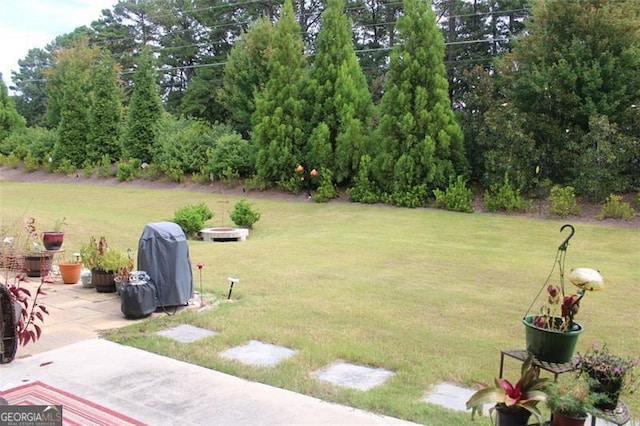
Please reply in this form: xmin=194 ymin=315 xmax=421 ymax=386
xmin=558 ymin=223 xmax=575 ymax=252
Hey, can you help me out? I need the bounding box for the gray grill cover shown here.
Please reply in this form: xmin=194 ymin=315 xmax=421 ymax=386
xmin=137 ymin=222 xmax=193 ymax=307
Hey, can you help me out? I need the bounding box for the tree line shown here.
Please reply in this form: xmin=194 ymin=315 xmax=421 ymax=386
xmin=0 ymin=0 xmax=638 ymax=208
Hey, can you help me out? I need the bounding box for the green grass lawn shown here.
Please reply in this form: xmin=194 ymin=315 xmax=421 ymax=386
xmin=1 ymin=177 xmax=638 ymax=424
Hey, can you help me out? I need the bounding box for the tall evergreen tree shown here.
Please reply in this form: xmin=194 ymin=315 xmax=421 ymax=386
xmin=307 ymin=0 xmax=374 ymax=185
xmin=374 ymin=0 xmax=467 ymax=207
xmin=44 ymin=30 xmax=96 ymax=129
xmin=218 ymin=18 xmax=274 ymax=138
xmin=251 ymin=0 xmax=308 ymax=188
xmin=50 ymin=39 xmax=98 ymax=168
xmin=11 ymin=48 xmax=50 ymax=128
xmin=348 ymin=0 xmax=404 ymax=101
xmin=122 ymin=47 xmax=164 ymax=163
xmin=88 ymin=50 xmax=124 ymax=164
xmin=0 ymin=76 xmax=26 ymax=142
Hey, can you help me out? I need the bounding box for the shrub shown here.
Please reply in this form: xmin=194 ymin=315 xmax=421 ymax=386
xmin=347 ymin=155 xmax=381 ymax=204
xmin=23 ymin=154 xmax=40 ymax=172
xmin=548 ymin=185 xmax=581 ymax=217
xmin=55 ymin=159 xmax=76 ymax=175
xmin=205 ymin=133 xmax=254 ymax=180
xmin=3 ymin=153 xmax=20 ymax=168
xmin=140 ymin=162 xmax=162 ymax=181
xmin=218 ymin=166 xmax=240 ymax=188
xmin=116 ymin=158 xmax=142 ymax=182
xmin=312 ymin=168 xmax=339 ymax=203
xmin=596 ymin=194 xmax=637 ymax=220
xmin=433 ymin=175 xmax=474 ymax=213
xmin=173 ymin=203 xmax=213 ymax=238
xmin=97 ymin=154 xmax=113 ymax=178
xmin=230 ymin=200 xmax=260 ymax=229
xmin=483 ymin=172 xmax=530 ymax=213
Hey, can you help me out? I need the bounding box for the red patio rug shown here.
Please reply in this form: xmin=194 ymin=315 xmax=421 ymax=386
xmin=0 ymin=381 xmax=146 ymax=426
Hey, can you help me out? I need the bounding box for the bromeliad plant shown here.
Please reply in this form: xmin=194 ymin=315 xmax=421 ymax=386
xmin=466 ymin=354 xmax=550 ymax=424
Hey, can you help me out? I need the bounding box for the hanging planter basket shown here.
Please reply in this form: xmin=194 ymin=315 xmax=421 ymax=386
xmin=522 ymin=224 xmax=604 ymax=364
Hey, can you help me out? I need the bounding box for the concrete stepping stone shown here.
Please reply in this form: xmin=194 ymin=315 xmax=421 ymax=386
xmin=219 ymin=340 xmax=298 ymax=367
xmin=313 ymin=361 xmax=395 ymax=391
xmin=156 ymin=324 xmax=218 ymax=343
xmin=422 ymin=382 xmax=483 ymax=414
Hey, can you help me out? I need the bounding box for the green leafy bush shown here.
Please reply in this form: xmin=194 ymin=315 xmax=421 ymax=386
xmin=230 ymin=200 xmax=261 ymax=229
xmin=140 ymin=163 xmax=162 ymax=181
xmin=116 ymin=158 xmax=142 ymax=182
xmin=23 ymin=154 xmax=40 ymax=172
xmin=162 ymin=161 xmax=186 ymax=183
xmin=56 ymin=158 xmax=76 ymax=175
xmin=97 ymin=154 xmax=113 ymax=178
xmin=205 ymin=133 xmax=254 ymax=181
xmin=173 ymin=203 xmax=214 ymax=238
xmin=483 ymin=172 xmax=530 ymax=213
xmin=433 ymin=176 xmax=474 ymax=213
xmin=548 ymin=185 xmax=581 ymax=217
xmin=347 ymin=155 xmax=381 ymax=204
xmin=596 ymin=194 xmax=637 ymax=220
xmin=312 ymin=168 xmax=339 ymax=203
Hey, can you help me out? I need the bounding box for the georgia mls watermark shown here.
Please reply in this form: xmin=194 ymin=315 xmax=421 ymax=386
xmin=0 ymin=405 xmax=62 ymax=426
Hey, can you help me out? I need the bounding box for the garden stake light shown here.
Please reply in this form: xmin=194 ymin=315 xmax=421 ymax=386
xmin=227 ymin=276 xmax=239 ymax=299
xmin=197 ymin=262 xmax=204 ymax=307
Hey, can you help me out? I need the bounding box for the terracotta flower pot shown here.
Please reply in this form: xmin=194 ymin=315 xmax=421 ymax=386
xmin=552 ymin=411 xmax=587 ymax=426
xmin=59 ymin=262 xmax=81 ymax=284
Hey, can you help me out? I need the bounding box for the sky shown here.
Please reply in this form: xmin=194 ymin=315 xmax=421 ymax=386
xmin=0 ymin=0 xmax=115 ymax=91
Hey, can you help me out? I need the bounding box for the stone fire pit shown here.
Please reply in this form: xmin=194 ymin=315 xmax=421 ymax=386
xmin=200 ymin=227 xmax=249 ymax=242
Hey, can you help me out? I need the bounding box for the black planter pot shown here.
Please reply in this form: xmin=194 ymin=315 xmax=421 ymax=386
xmin=589 ymin=375 xmax=623 ymax=410
xmin=495 ymin=405 xmax=532 ymax=426
xmin=91 ymin=269 xmax=117 ymax=293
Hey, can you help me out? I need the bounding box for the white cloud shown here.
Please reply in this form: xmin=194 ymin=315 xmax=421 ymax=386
xmin=0 ymin=0 xmax=115 ymax=90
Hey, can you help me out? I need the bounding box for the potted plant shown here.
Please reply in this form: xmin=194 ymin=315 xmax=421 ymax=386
xmin=466 ymin=354 xmax=550 ymax=425
xmin=522 ymin=224 xmax=605 ymax=363
xmin=0 ymin=217 xmax=53 ymax=278
xmin=42 ymin=217 xmax=67 ymax=250
xmin=575 ymin=341 xmax=638 ymax=411
xmin=113 ymin=249 xmax=136 ymax=294
xmin=545 ymin=379 xmax=599 ymax=426
xmin=80 ymin=237 xmax=131 ymax=293
xmin=58 ymin=253 xmax=82 ymax=284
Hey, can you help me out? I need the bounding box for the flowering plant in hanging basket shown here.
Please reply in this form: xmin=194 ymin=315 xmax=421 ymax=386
xmin=531 ymin=266 xmax=605 ymax=333
xmin=522 ymin=224 xmax=605 ymax=363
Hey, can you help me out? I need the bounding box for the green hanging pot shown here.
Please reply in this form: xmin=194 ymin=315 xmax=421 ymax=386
xmin=523 ymin=315 xmax=584 ymax=363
